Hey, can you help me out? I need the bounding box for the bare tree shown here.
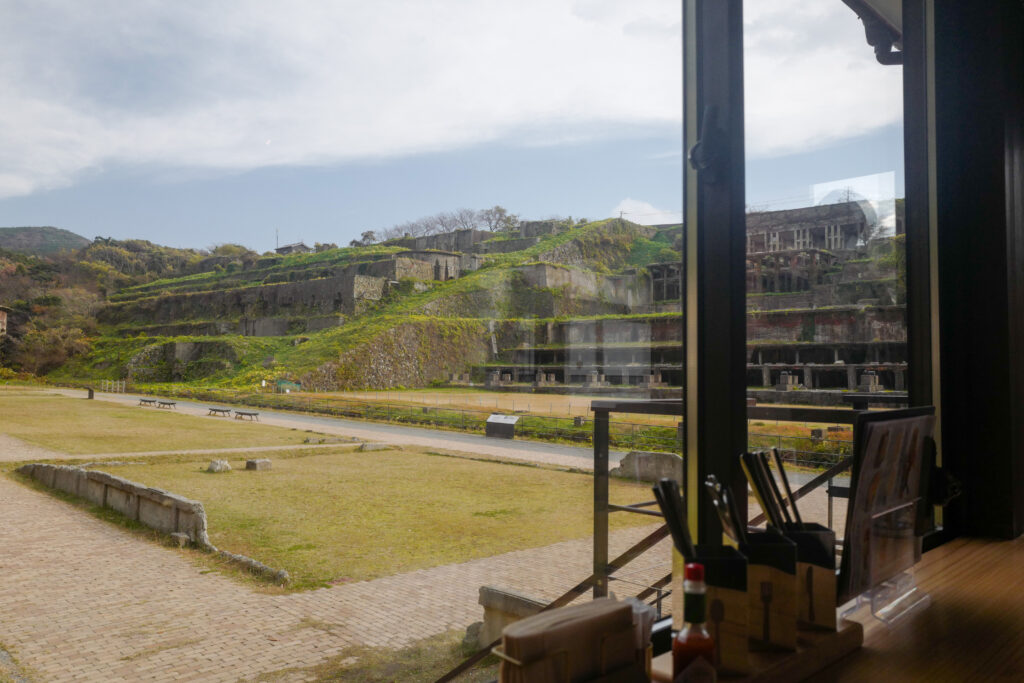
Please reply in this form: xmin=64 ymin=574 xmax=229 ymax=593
xmin=479 ymin=205 xmax=519 ymax=232
xmin=451 ymin=208 xmax=479 ymax=231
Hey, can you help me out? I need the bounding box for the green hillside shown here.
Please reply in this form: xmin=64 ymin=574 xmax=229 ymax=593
xmin=0 ymin=226 xmax=90 ymax=255
xmin=2 ymin=218 xmax=684 ymax=390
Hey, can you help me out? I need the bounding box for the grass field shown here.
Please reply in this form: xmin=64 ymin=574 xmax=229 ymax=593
xmin=327 ymin=388 xmax=682 ymax=426
xmin=104 ymin=447 xmax=652 ymax=590
xmin=0 ymin=389 xmax=312 ymax=454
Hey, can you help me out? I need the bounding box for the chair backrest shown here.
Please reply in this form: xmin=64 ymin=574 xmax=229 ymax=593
xmin=837 ymin=406 xmax=936 ymax=603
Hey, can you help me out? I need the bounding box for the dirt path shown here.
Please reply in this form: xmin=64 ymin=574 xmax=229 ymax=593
xmin=0 ymin=433 xmax=68 ymax=463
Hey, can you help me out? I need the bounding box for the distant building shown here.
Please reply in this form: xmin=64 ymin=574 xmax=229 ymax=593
xmin=275 ymin=242 xmax=311 ymax=255
xmin=745 ymin=201 xmax=872 ymax=254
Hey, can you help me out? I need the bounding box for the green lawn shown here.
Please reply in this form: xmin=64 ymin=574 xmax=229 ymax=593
xmin=0 ymin=391 xmax=311 ymax=454
xmin=108 ymin=448 xmax=653 ymax=589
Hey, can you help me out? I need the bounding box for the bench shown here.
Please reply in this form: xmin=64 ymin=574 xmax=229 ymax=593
xmin=138 ymin=398 xmax=157 ymax=407
xmin=156 ymin=400 xmax=176 ymax=409
xmin=234 ymin=410 xmax=259 ymax=421
xmin=207 ymin=407 xmax=232 ymax=417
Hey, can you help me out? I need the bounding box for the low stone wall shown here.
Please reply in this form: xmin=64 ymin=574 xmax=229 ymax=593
xmin=17 ymin=463 xmax=290 ymax=584
xmin=17 ymin=463 xmax=212 ymax=547
xmin=609 ymin=451 xmax=683 ymax=483
xmin=477 ymin=586 xmax=546 ymax=646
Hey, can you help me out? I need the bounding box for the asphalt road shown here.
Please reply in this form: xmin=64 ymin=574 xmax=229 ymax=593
xmin=58 ymin=388 xmax=630 ymax=468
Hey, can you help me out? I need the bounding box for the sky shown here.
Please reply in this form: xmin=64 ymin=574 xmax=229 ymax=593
xmin=0 ymin=0 xmax=903 ymax=253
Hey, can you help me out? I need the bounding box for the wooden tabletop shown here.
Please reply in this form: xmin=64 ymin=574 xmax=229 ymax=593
xmin=812 ymin=535 xmax=1024 ymax=681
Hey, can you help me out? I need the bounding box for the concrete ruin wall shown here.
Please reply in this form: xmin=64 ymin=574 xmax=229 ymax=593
xmin=100 ymin=273 xmax=388 ymax=326
xmin=479 ymin=237 xmax=541 ymax=254
xmin=394 ymin=251 xmax=464 ymax=280
xmin=513 ymin=264 xmax=652 ymax=309
xmin=394 ymin=229 xmax=491 ymax=253
xmin=747 ymin=306 xmax=906 ymax=343
xmin=126 ymin=340 xmax=239 ymax=382
xmin=17 ymin=464 xmax=212 ymax=547
xmin=117 ymin=314 xmax=346 ymax=338
xmin=519 ymin=220 xmax=562 ymax=238
xmin=505 ymin=316 xmax=682 ymax=348
xmin=746 ymin=278 xmax=902 ymax=311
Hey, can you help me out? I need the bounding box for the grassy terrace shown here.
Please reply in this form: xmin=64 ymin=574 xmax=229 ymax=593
xmin=113 ymin=245 xmax=406 ymax=300
xmin=100 ymin=448 xmax=652 ymax=590
xmin=0 ymin=389 xmax=308 ymax=453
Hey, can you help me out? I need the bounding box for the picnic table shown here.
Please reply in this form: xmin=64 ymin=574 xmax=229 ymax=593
xmin=138 ymin=398 xmax=157 ymax=407
xmin=207 ymin=407 xmax=232 ymax=417
xmin=156 ymin=400 xmax=176 ymax=409
xmin=234 ymin=410 xmax=259 ymax=421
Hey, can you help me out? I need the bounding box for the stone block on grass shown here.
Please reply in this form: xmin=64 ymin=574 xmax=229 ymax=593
xmin=245 ymin=459 xmax=271 ymax=471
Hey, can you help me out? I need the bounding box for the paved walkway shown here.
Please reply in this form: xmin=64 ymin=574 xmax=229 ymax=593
xmin=0 ymin=398 xmax=669 ymax=682
xmin=0 ymin=388 xmax=847 ymax=680
xmin=0 ymin=469 xmax=668 ymax=682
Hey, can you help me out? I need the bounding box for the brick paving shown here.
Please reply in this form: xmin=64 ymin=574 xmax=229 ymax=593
xmin=0 ymin=448 xmax=670 ymax=681
xmin=0 ymin=389 xmax=847 ymax=680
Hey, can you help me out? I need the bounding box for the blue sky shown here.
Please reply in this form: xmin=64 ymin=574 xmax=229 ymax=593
xmin=0 ymin=0 xmax=902 ymax=253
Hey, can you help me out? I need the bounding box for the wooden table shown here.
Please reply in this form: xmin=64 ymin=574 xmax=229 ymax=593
xmin=234 ymin=410 xmax=259 ymax=421
xmin=811 ymin=536 xmax=1024 ymax=681
xmin=650 ymin=620 xmax=863 ymax=682
xmin=138 ymin=398 xmax=156 ymax=407
xmin=156 ymin=400 xmax=176 ymax=409
xmin=652 ymin=536 xmax=1024 ymax=681
xmin=207 ymin=407 xmax=232 ymax=417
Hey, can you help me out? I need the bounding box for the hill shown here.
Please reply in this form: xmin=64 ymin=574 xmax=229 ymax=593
xmin=0 ymin=226 xmax=90 ymax=255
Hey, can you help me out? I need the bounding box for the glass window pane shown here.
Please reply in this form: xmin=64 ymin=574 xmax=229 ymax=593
xmin=743 ymin=0 xmax=906 ymax=534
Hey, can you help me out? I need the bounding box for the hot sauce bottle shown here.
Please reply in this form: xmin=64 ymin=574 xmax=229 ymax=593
xmin=673 ymin=562 xmax=716 ymax=682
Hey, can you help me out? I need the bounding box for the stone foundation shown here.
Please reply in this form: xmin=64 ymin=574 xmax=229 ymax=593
xmin=17 ymin=463 xmax=211 ymax=547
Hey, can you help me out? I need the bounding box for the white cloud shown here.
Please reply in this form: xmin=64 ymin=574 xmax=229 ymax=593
xmin=0 ymin=0 xmax=901 ymax=200
xmin=612 ymin=198 xmax=681 ymax=225
xmin=0 ymin=0 xmax=682 ymax=198
xmin=743 ymin=0 xmax=903 ymax=158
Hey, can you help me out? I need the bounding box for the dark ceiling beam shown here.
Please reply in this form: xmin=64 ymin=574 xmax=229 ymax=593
xmin=842 ymin=0 xmax=904 ymax=65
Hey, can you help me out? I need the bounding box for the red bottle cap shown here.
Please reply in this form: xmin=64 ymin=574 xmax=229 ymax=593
xmin=684 ymin=562 xmax=704 ymax=581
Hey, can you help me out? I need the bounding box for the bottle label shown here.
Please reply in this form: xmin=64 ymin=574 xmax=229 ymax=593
xmin=674 ymin=655 xmax=716 ymax=683
xmin=684 ymin=593 xmax=706 ymax=625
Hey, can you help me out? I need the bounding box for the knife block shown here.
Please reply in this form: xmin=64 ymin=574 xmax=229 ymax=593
xmin=672 ymin=545 xmax=750 ymax=675
xmin=782 ymin=523 xmax=837 ymax=631
xmin=743 ymin=532 xmax=797 ymax=651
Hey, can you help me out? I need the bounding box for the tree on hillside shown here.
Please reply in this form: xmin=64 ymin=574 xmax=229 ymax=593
xmin=451 ymin=208 xmax=480 ymax=231
xmin=479 ymin=205 xmax=520 ymax=232
xmin=12 ymin=323 xmax=90 ymax=375
xmin=347 ymin=231 xmax=377 ymax=247
xmin=374 ymin=205 xmax=520 ymax=241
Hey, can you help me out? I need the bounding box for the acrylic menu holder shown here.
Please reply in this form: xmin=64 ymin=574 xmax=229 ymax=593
xmin=837 ymin=407 xmax=936 ymax=627
xmin=839 ymin=500 xmax=932 ymax=625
